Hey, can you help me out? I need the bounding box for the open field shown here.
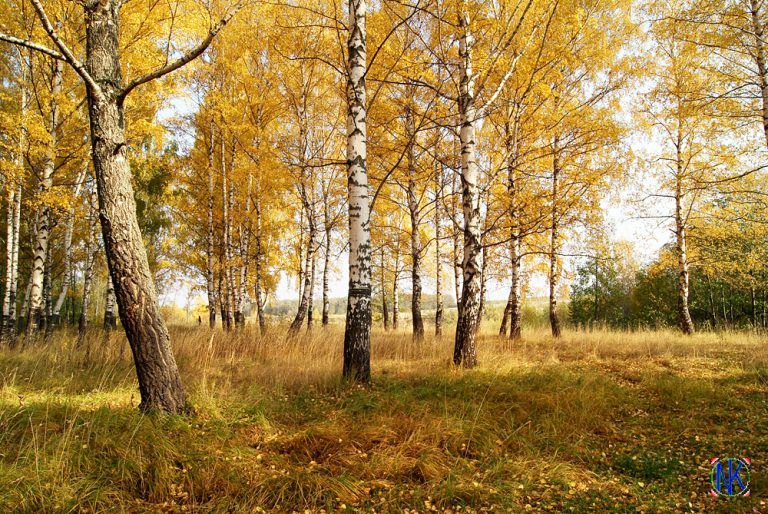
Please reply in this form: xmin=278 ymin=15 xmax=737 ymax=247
xmin=0 ymin=326 xmax=766 ymax=513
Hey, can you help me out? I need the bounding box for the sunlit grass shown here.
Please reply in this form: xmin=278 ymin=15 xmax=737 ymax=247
xmin=0 ymin=325 xmax=765 ymax=512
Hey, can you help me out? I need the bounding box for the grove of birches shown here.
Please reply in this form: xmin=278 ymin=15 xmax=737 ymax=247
xmin=1 ymin=0 xmax=767 ymax=413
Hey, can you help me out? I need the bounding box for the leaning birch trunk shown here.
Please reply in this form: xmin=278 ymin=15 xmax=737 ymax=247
xmin=27 ymin=59 xmax=63 ymax=336
xmin=53 ymin=163 xmax=88 ymax=324
xmin=453 ymin=7 xmax=482 ymax=368
xmin=750 ymin=0 xmax=768 ymax=149
xmin=0 ymin=0 xmax=198 ymax=410
xmin=500 ymin=283 xmax=514 ymax=335
xmin=86 ymin=0 xmax=186 ymax=412
xmin=674 ymin=160 xmax=695 ymax=334
xmin=103 ymin=276 xmax=117 ymax=330
xmin=288 ymin=168 xmax=316 ymax=336
xmin=343 ymin=0 xmax=371 ymax=383
xmin=549 ymin=136 xmax=562 ymax=338
xmin=79 ymin=188 xmax=98 ymax=342
xmin=405 ymin=100 xmax=424 ymax=342
xmin=206 ymin=118 xmax=217 ymax=328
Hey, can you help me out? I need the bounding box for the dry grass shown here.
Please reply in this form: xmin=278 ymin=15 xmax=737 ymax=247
xmin=0 ymin=324 xmax=766 ymax=512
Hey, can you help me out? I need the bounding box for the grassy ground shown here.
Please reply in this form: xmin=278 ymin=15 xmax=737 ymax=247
xmin=0 ymin=325 xmax=766 ymax=513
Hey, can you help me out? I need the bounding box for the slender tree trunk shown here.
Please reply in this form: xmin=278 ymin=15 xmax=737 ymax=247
xmin=103 ymin=276 xmax=117 ymax=330
xmin=1 ymin=51 xmax=25 ymax=344
xmin=405 ymin=100 xmax=424 ymax=342
xmin=227 ymin=139 xmax=240 ymax=326
xmin=220 ymin=133 xmax=234 ymax=331
xmin=499 ymin=284 xmax=513 ymax=336
xmin=505 ymin=106 xmax=523 ymax=340
xmin=0 ymin=54 xmax=27 ymax=346
xmin=343 ymin=0 xmax=371 ymax=383
xmin=254 ymin=192 xmax=266 ymax=335
xmin=750 ymin=0 xmax=768 ymax=149
xmin=380 ymin=248 xmax=389 ymax=330
xmin=27 ymin=59 xmax=62 ymax=337
xmin=392 ymin=268 xmax=400 ymax=330
xmin=451 ymin=146 xmax=462 ymax=317
xmin=321 ymin=199 xmax=331 ymax=327
xmin=297 ymin=209 xmax=305 ymax=302
xmin=674 ymin=138 xmax=695 ymax=335
xmin=549 ymin=137 xmax=562 ymax=339
xmin=79 ymin=188 xmax=98 ymax=341
xmin=307 ymin=250 xmax=317 ymax=330
xmin=706 ymin=276 xmax=718 ymax=328
xmin=508 ymin=236 xmax=522 ymax=340
xmin=206 ymin=118 xmax=217 ymax=328
xmin=236 ymin=169 xmax=253 ymax=328
xmin=434 ymin=162 xmax=444 ymax=337
xmin=53 ymin=163 xmax=88 ymax=325
xmin=85 ymin=0 xmax=186 ymax=412
xmin=288 ymin=182 xmax=315 ymax=337
xmin=477 ymin=243 xmax=488 ymax=333
xmin=42 ymin=243 xmax=52 ymax=337
xmin=453 ymin=7 xmax=482 ymax=368
xmin=2 ymin=181 xmax=22 ymax=344
xmin=20 ymin=273 xmax=32 ymax=331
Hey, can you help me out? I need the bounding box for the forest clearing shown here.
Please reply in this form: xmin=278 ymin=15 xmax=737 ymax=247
xmin=0 ymin=324 xmax=766 ymax=512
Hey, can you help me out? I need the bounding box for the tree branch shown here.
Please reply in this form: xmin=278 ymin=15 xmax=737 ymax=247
xmin=119 ymin=4 xmax=243 ymax=100
xmin=0 ymin=32 xmax=64 ymax=61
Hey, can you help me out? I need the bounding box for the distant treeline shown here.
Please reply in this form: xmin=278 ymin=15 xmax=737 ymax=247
xmin=570 ymin=246 xmax=768 ymax=331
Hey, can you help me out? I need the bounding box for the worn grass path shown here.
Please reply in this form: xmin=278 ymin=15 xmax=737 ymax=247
xmin=0 ymin=327 xmax=765 ymax=512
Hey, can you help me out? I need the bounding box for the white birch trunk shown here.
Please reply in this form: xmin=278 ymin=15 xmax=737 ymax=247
xmin=52 ymin=163 xmax=88 ymax=323
xmin=79 ymin=187 xmax=98 ymax=341
xmin=405 ymin=99 xmax=424 ymax=341
xmin=453 ymin=6 xmax=482 ymax=368
xmin=27 ymin=59 xmax=63 ymax=336
xmin=103 ymin=275 xmax=117 ymax=330
xmin=343 ymin=0 xmax=371 ymax=382
xmin=2 ymin=52 xmax=26 ymax=343
xmin=322 ymin=194 xmax=331 ymax=326
xmin=434 ymin=158 xmax=444 ymax=337
xmin=254 ymin=190 xmax=266 ymax=335
xmin=549 ymin=136 xmax=562 ymax=338
xmin=206 ymin=118 xmax=217 ymax=328
xmin=675 ymin=132 xmax=695 ymax=334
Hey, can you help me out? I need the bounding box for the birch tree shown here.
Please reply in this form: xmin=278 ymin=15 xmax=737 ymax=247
xmin=0 ymin=0 xmax=240 ymax=412
xmin=343 ymin=0 xmax=371 ymax=382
